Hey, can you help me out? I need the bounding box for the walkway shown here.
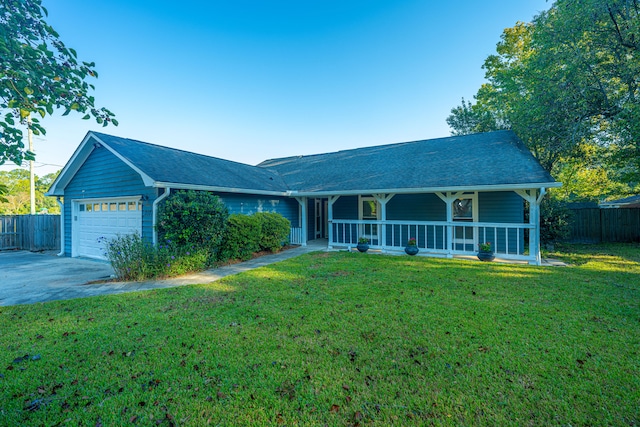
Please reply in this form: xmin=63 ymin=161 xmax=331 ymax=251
xmin=63 ymin=242 xmax=325 ymax=304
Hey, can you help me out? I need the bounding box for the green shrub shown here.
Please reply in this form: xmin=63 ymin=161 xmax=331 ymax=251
xmin=540 ymin=196 xmax=573 ymax=244
xmin=219 ymin=214 xmax=261 ymax=261
xmin=102 ymin=234 xmax=209 ymax=281
xmin=254 ymin=212 xmax=291 ymax=252
xmin=101 ymin=234 xmax=157 ymax=281
xmin=156 ymin=190 xmax=228 ymax=257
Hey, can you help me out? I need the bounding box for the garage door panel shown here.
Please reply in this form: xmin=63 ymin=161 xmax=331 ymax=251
xmin=75 ymin=198 xmax=142 ymax=260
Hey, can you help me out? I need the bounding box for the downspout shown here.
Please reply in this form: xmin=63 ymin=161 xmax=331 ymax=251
xmin=56 ymin=197 xmax=64 ymax=256
xmin=152 ymin=187 xmax=171 ymax=246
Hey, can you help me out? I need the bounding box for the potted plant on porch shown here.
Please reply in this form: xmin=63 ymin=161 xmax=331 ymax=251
xmin=477 ymin=242 xmax=495 ymax=262
xmin=404 ymin=237 xmax=419 ymax=255
xmin=357 ymin=237 xmax=369 ymax=253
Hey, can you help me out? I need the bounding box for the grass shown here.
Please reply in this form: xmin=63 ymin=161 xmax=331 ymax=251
xmin=1 ymin=244 xmax=639 ymax=426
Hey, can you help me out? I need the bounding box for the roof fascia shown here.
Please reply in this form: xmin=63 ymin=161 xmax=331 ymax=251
xmin=289 ymin=182 xmax=562 ymax=197
xmin=92 ymin=134 xmax=155 ymax=186
xmin=45 ymin=132 xmax=97 ymax=196
xmin=153 ymin=182 xmax=290 ymax=197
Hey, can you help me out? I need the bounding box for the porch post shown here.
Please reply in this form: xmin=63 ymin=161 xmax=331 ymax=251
xmin=516 ymin=188 xmax=546 ymax=266
xmin=327 ymin=196 xmax=340 ymax=249
xmin=295 ymin=197 xmax=308 ymax=246
xmin=436 ymin=192 xmax=464 ymax=258
xmin=373 ymin=194 xmax=394 ymax=252
xmin=533 ymin=188 xmax=546 ymax=265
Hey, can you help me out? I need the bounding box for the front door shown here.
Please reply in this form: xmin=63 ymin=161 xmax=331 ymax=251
xmin=314 ymin=198 xmax=328 ymax=239
xmin=359 ymin=196 xmax=380 ymax=245
xmin=452 ymin=194 xmax=477 ymax=251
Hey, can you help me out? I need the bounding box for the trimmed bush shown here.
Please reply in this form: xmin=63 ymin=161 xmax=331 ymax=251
xmin=254 ymin=212 xmax=291 ymax=252
xmin=219 ymin=214 xmax=261 ymax=261
xmin=156 ymin=190 xmax=228 ymax=258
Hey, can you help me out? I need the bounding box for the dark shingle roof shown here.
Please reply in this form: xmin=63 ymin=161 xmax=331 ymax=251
xmin=92 ymin=132 xmax=289 ymax=193
xmin=258 ymin=131 xmax=555 ymax=193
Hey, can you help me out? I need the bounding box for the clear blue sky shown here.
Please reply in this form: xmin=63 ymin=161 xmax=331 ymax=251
xmin=3 ymin=0 xmax=550 ymax=176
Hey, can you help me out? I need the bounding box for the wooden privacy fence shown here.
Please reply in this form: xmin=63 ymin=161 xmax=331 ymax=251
xmin=568 ymin=208 xmax=640 ymax=243
xmin=0 ymin=215 xmax=61 ymax=251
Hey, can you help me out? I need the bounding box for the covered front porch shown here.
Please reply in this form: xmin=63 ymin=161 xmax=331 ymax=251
xmin=330 ymin=219 xmax=534 ymax=261
xmin=292 ymin=188 xmax=548 ymax=265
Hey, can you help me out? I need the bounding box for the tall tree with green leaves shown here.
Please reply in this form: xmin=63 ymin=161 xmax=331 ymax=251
xmin=0 ymin=169 xmax=60 ymax=214
xmin=447 ymin=0 xmax=640 ymax=198
xmin=0 ymin=0 xmax=117 ymax=166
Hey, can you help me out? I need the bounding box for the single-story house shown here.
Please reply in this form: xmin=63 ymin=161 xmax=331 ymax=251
xmin=46 ymin=130 xmax=560 ymax=264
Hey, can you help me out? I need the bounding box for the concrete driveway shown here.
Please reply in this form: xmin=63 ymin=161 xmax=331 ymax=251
xmin=0 ymin=242 xmax=325 ymax=306
xmin=0 ymin=250 xmax=115 ymax=306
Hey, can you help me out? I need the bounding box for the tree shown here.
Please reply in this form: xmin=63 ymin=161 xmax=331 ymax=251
xmin=0 ymin=169 xmax=60 ymax=214
xmin=0 ymin=0 xmax=117 ymax=166
xmin=447 ymin=1 xmax=640 ymax=197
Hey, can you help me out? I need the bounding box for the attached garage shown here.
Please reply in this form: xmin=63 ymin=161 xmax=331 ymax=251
xmin=73 ymin=198 xmax=142 ymax=259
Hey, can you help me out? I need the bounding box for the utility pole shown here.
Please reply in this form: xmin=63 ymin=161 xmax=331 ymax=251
xmin=28 ymin=115 xmax=35 ymax=215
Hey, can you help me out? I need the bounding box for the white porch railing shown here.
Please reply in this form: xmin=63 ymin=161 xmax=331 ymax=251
xmin=289 ymin=227 xmax=303 ymax=245
xmin=329 ymin=220 xmax=536 ymax=262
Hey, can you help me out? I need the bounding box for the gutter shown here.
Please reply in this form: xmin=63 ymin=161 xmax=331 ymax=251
xmin=56 ymin=197 xmax=64 ymax=256
xmin=152 ymin=181 xmax=290 ymax=197
xmin=289 ymin=182 xmax=562 ymax=197
xmin=152 ymin=187 xmax=171 ymax=245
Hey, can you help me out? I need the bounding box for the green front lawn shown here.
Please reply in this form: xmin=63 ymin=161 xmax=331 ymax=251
xmin=1 ymin=244 xmax=639 ymax=426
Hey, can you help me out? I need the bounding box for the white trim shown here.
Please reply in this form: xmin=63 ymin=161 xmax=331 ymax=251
xmin=294 ymin=197 xmax=308 ymax=246
xmin=451 ymin=192 xmax=478 ymax=251
xmin=92 ymin=135 xmax=155 ymax=186
xmin=71 ymin=196 xmax=144 ymax=258
xmin=152 ymin=181 xmax=289 ymax=197
xmin=46 ymin=132 xmax=100 ymax=196
xmin=152 ymin=187 xmax=171 ymax=245
xmin=56 ymin=197 xmax=64 ymax=256
xmin=291 ymin=182 xmax=561 ymax=197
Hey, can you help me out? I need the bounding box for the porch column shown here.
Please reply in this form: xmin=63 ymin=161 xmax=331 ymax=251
xmin=294 ymin=197 xmax=308 ymax=246
xmin=516 ymin=188 xmax=546 ymax=266
xmin=373 ymin=193 xmax=394 ymax=251
xmin=436 ymin=192 xmax=464 ymax=258
xmin=327 ymin=196 xmax=340 ymax=249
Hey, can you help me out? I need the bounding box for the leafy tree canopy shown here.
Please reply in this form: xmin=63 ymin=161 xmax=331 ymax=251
xmin=447 ymin=0 xmax=640 ymax=201
xmin=0 ymin=168 xmax=60 ymax=214
xmin=0 ymin=0 xmax=117 ymax=166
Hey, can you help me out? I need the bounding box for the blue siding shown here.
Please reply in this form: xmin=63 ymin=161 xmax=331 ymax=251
xmin=478 ymin=191 xmax=525 ymax=254
xmin=387 ymin=193 xmax=446 ymax=221
xmin=332 ymin=196 xmax=358 ymax=219
xmin=478 ymin=191 xmax=524 ymax=223
xmin=216 ymin=192 xmax=299 ymax=227
xmin=63 ymin=146 xmax=155 ymax=256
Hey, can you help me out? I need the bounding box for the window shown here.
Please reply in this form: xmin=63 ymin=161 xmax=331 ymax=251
xmin=359 ymin=196 xmax=380 ymax=244
xmin=361 ymin=198 xmax=379 ymax=220
xmin=453 ymin=198 xmax=473 ymax=221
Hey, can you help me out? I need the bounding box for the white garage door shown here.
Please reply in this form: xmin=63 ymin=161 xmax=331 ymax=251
xmin=74 ymin=198 xmax=142 ymax=259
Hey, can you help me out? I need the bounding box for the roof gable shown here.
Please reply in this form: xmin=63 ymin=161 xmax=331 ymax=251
xmin=48 ymin=132 xmax=289 ymax=196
